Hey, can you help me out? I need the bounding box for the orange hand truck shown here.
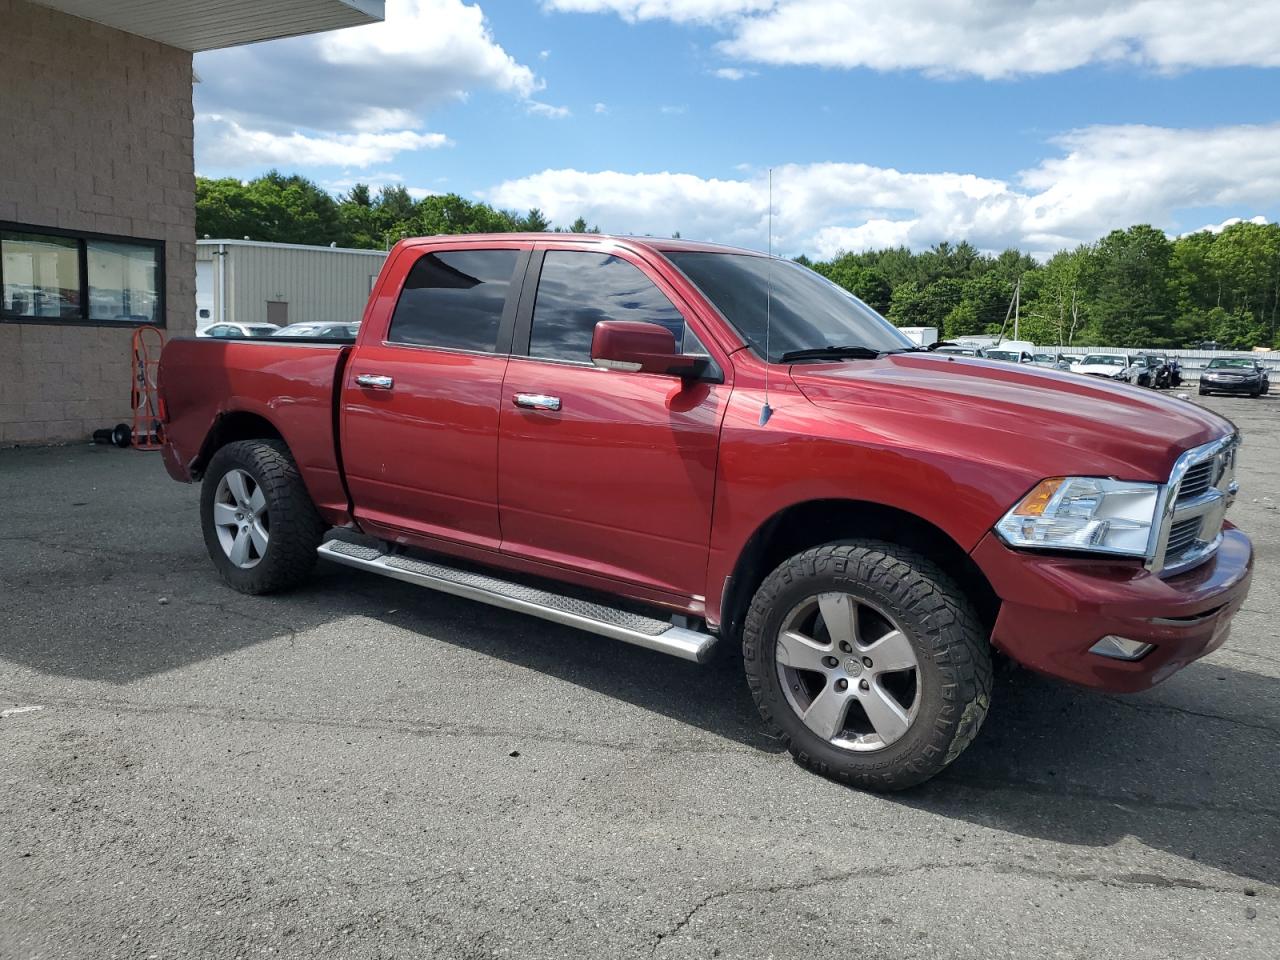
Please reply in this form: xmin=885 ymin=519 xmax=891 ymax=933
xmin=129 ymin=325 xmax=166 ymax=450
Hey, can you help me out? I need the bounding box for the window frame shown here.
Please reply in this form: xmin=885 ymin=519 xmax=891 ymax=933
xmin=0 ymin=220 xmax=166 ymax=328
xmin=512 ymin=245 xmax=696 ymax=369
xmin=381 ymin=244 xmax=530 ymax=358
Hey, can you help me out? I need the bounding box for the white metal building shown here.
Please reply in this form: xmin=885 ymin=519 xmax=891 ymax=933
xmin=195 ymin=239 xmax=388 ymax=331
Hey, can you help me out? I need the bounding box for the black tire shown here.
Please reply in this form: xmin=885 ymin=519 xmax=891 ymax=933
xmin=1198 ymin=388 xmax=1208 ymax=396
xmin=743 ymin=540 xmax=992 ymax=791
xmin=200 ymin=439 xmax=325 ymax=594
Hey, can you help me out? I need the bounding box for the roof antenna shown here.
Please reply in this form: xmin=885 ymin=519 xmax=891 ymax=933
xmin=759 ymin=167 xmax=774 ymax=426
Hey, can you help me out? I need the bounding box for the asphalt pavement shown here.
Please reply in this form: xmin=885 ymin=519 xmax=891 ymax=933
xmin=1 ymin=392 xmax=1277 ymax=959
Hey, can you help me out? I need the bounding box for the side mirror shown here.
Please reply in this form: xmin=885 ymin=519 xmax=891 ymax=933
xmin=591 ymin=321 xmax=707 ymax=378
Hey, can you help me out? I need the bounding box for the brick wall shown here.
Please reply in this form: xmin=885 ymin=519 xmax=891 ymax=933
xmin=0 ymin=0 xmax=195 ymax=444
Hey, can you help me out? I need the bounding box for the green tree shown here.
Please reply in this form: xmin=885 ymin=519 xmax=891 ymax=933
xmin=518 ymin=208 xmax=551 ymax=232
xmin=1206 ymin=306 xmax=1266 ymax=350
xmin=1081 ymin=225 xmax=1176 ymax=346
xmin=196 ymin=171 xmax=341 ymax=246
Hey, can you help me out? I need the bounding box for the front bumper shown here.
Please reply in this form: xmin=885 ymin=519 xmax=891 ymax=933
xmin=972 ymin=525 xmax=1253 ymax=692
xmin=1200 ymin=378 xmax=1262 ymax=394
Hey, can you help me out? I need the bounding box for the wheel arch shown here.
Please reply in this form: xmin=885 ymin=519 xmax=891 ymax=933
xmin=191 ymin=410 xmax=284 ymax=479
xmin=718 ymin=498 xmax=1000 ymax=642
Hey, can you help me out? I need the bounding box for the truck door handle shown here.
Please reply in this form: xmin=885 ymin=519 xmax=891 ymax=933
xmin=513 ymin=393 xmax=561 ymax=411
xmin=355 ymin=374 xmax=394 ymax=390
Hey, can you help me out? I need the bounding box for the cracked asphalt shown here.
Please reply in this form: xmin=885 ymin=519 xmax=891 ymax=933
xmin=2 ymin=392 xmax=1277 ymax=959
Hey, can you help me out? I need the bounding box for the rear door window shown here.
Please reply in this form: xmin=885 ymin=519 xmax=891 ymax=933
xmin=388 ymin=249 xmax=520 ymax=353
xmin=528 ymin=251 xmax=685 ymax=363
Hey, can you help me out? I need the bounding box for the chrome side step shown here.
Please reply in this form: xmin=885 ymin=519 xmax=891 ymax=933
xmin=317 ymin=539 xmax=718 ymax=663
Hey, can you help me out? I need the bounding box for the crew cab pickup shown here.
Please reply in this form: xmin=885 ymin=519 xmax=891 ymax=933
xmin=159 ymin=234 xmax=1254 ymax=791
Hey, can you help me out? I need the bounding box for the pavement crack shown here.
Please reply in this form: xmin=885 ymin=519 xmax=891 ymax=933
xmin=1222 ymin=647 xmax=1280 ymax=667
xmin=649 ymin=860 xmax=1274 ymax=952
xmin=0 ymin=690 xmax=750 ymax=759
xmin=945 ymin=772 xmax=1280 ymax=820
xmin=1098 ymin=695 xmax=1280 ymax=740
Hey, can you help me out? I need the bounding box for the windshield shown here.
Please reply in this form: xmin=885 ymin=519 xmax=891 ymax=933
xmin=1207 ymin=358 xmax=1253 ymax=368
xmin=1082 ymin=355 xmax=1126 ymax=366
xmin=666 ymin=251 xmax=913 ymax=361
xmin=986 ymin=350 xmax=1020 ymax=361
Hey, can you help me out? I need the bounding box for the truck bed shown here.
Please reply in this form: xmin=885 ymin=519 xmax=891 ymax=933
xmin=158 ymin=337 xmax=353 ymax=525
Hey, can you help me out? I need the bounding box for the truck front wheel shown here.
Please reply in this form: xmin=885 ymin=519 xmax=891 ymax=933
xmin=200 ymin=439 xmax=325 ymax=594
xmin=743 ymin=540 xmax=992 ymax=791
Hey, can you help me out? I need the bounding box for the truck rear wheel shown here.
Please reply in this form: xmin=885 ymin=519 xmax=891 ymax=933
xmin=742 ymin=540 xmax=992 ymax=791
xmin=200 ymin=440 xmax=325 ymax=595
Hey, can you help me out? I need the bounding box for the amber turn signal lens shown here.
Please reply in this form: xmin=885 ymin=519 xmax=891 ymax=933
xmin=1011 ymin=478 xmax=1065 ymax=517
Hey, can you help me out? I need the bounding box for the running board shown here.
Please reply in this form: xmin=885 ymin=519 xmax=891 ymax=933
xmin=317 ymin=539 xmax=718 ymax=663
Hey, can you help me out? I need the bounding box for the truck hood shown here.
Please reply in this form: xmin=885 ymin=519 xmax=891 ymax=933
xmin=789 ymin=353 xmax=1233 ymax=483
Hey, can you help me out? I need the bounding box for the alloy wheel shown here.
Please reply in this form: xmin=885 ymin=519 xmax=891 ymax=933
xmin=775 ymin=592 xmax=921 ymax=751
xmin=212 ymin=468 xmax=269 ymax=569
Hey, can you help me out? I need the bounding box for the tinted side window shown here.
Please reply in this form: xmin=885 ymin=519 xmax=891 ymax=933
xmin=388 ymin=249 xmax=519 ymax=352
xmin=529 ymin=252 xmax=684 ymax=363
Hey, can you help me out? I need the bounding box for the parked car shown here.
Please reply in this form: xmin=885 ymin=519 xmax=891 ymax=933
xmin=1141 ymin=355 xmax=1178 ymax=389
xmin=157 ymin=234 xmax=1253 ymax=792
xmin=1118 ymin=355 xmax=1161 ymax=387
xmin=1198 ymin=357 xmax=1271 ymax=397
xmin=199 ymin=322 xmax=280 ymax=339
xmin=933 ymin=345 xmax=984 ymax=357
xmin=1070 ymin=352 xmax=1133 ymax=378
xmin=984 ymin=347 xmax=1035 ymax=364
xmin=1031 ymin=352 xmax=1071 ymax=370
xmin=271 ymin=322 xmax=360 ymax=339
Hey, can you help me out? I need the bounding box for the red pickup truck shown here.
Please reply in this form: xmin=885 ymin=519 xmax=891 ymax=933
xmin=159 ymin=233 xmax=1253 ymax=790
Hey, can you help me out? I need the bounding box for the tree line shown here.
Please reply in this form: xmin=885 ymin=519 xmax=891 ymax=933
xmin=197 ymin=171 xmax=1280 ymax=350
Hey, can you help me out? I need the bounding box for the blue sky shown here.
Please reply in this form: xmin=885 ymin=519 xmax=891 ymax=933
xmin=194 ymin=0 xmax=1280 ymax=258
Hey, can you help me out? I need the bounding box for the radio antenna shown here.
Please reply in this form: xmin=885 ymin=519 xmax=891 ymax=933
xmin=759 ymin=167 xmax=774 ymax=426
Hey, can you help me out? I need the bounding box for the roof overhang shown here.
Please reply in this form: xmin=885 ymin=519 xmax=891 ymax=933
xmin=29 ymin=0 xmax=384 ymax=52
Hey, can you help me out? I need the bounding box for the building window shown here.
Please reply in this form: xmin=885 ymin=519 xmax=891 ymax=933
xmin=1 ymin=222 xmax=164 ymax=327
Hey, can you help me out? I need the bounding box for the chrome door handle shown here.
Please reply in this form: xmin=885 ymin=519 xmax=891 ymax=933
xmin=355 ymin=374 xmax=394 ymax=390
xmin=513 ymin=393 xmax=561 ymax=411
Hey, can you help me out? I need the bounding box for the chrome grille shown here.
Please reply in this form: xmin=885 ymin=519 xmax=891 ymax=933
xmin=1148 ymin=434 xmax=1238 ymax=577
xmin=1164 ymin=517 xmax=1202 ymax=558
xmin=1177 ymin=460 xmax=1215 ymax=501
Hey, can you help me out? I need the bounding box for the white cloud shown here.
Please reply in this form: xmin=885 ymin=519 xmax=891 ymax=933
xmin=315 ymin=0 xmax=538 ymax=104
xmin=594 ymin=102 xmax=609 ymax=114
xmin=527 ymin=100 xmax=572 ymax=119
xmin=321 ymin=172 xmax=437 ymax=199
xmin=196 ymin=0 xmax=541 ymax=171
xmin=712 ymin=67 xmax=755 ymax=80
xmin=481 ymin=122 xmax=1280 ymax=259
xmin=198 ymin=116 xmax=451 ymax=169
xmin=1183 ymin=215 xmax=1270 ymax=237
xmin=544 ymin=0 xmax=771 ymax=22
xmin=660 ymin=104 xmax=689 ymax=114
xmin=544 ymin=0 xmax=1280 ymax=78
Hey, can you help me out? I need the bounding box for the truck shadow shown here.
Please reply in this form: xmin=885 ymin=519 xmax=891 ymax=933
xmin=2 ymin=532 xmax=1275 ymax=890
xmin=889 ymin=667 xmax=1280 ymax=890
xmin=344 ymin=570 xmax=1279 ymax=890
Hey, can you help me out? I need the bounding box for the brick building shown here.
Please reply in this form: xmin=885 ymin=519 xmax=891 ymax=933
xmin=0 ymin=0 xmax=384 ymax=444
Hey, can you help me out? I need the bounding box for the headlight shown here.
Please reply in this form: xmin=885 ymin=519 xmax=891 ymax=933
xmin=995 ymin=477 xmax=1159 ymax=557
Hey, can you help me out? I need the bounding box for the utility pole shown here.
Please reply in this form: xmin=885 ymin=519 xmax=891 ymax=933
xmin=1068 ymin=289 xmax=1079 ymax=347
xmin=1013 ymin=277 xmax=1021 ymax=341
